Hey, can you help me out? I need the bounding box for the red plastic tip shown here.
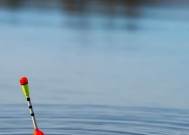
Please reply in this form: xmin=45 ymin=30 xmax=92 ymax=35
xmin=33 ymin=129 xmax=44 ymax=135
xmin=19 ymin=77 xmax=28 ymax=85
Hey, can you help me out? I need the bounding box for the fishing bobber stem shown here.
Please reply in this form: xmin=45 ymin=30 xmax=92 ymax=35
xmin=20 ymin=77 xmax=38 ymax=129
xmin=20 ymin=77 xmax=44 ymax=135
xmin=27 ymin=97 xmax=38 ymax=129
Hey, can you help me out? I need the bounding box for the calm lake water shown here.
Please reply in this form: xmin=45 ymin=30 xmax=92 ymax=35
xmin=1 ymin=104 xmax=189 ymax=135
xmin=0 ymin=1 xmax=189 ymax=134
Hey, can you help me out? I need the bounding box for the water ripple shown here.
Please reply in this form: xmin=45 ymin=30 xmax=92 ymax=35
xmin=0 ymin=105 xmax=189 ymax=135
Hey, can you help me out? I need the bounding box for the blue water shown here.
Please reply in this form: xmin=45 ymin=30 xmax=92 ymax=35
xmin=0 ymin=2 xmax=188 ymax=108
xmin=1 ymin=104 xmax=189 ymax=135
xmin=0 ymin=1 xmax=189 ymax=134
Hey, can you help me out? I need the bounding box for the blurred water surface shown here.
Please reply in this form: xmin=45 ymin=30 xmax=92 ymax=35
xmin=0 ymin=1 xmax=189 ymax=134
xmin=0 ymin=0 xmax=188 ymax=108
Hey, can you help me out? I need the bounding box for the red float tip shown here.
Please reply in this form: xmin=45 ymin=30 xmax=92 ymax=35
xmin=33 ymin=129 xmax=44 ymax=135
xmin=19 ymin=77 xmax=28 ymax=85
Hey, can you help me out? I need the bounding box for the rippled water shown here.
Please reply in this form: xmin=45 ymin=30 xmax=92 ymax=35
xmin=0 ymin=104 xmax=189 ymax=135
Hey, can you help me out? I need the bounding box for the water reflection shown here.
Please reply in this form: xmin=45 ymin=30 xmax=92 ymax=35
xmin=0 ymin=0 xmax=189 ymax=109
xmin=0 ymin=0 xmax=188 ymax=30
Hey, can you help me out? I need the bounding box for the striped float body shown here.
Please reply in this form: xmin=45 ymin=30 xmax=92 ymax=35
xmin=26 ymin=97 xmax=38 ymax=129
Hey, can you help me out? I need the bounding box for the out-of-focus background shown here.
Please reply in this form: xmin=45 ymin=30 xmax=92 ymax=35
xmin=0 ymin=0 xmax=189 ymax=108
xmin=1 ymin=1 xmax=189 ymax=135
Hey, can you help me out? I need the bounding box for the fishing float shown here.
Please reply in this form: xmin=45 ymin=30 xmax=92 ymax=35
xmin=19 ymin=77 xmax=44 ymax=135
